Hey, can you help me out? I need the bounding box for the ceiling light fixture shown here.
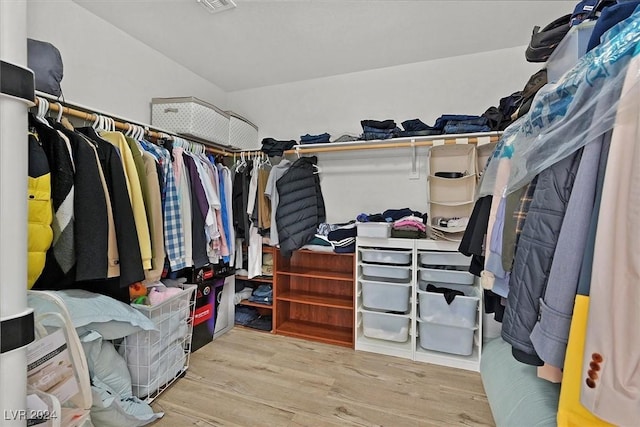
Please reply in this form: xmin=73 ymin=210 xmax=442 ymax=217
xmin=196 ymin=0 xmax=237 ymax=14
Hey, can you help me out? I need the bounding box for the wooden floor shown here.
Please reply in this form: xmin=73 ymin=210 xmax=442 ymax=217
xmin=151 ymin=328 xmax=495 ymax=426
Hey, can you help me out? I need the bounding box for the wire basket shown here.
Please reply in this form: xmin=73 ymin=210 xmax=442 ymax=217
xmin=119 ymin=284 xmax=196 ymax=402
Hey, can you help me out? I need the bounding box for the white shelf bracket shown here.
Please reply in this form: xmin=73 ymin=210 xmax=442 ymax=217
xmin=409 ymin=139 xmax=420 ymax=180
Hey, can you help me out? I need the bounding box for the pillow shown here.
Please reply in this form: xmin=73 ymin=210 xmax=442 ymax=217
xmin=90 ymin=379 xmax=162 ymax=427
xmin=28 ymin=289 xmax=156 ymax=339
xmin=81 ymin=331 xmax=132 ymax=398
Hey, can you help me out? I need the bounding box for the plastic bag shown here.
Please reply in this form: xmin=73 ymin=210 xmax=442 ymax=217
xmin=479 ymin=7 xmax=640 ymax=197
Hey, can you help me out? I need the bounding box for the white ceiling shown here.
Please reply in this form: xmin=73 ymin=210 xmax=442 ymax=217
xmin=73 ymin=0 xmax=576 ymax=92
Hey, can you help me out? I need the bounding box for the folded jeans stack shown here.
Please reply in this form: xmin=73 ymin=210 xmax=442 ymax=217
xmin=248 ymin=284 xmax=273 ymax=305
xmin=360 ymin=119 xmax=400 ymax=140
xmin=300 ymin=133 xmax=331 ymax=144
xmin=432 ymin=114 xmax=491 ymax=134
xmin=397 ymin=119 xmax=441 ymax=137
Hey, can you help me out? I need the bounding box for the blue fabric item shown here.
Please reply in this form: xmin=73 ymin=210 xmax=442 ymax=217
xmin=362 ymin=132 xmax=395 ymax=141
xmin=235 ymin=306 xmax=259 ymax=325
xmin=334 ymin=243 xmax=355 ymax=253
xmin=300 ymin=133 xmax=331 ymax=144
xmin=485 ymin=196 xmax=511 ymax=298
xmin=401 ymin=118 xmax=436 ymax=132
xmin=211 ymin=159 xmax=232 ymax=264
xmin=383 ymin=208 xmax=423 ymax=220
xmin=356 ymin=213 xmax=369 ymax=222
xmin=433 ymin=115 xmax=488 ymax=130
xmin=443 ymin=124 xmax=492 ymax=134
xmin=143 ymin=143 xmax=187 ymax=270
xmin=587 ymin=1 xmax=640 ymax=51
xmin=362 ymin=125 xmax=395 ymax=134
xmin=571 ymin=0 xmax=599 ymax=26
xmin=480 ymin=337 xmax=560 ymax=427
xmin=396 ymin=129 xmax=442 ymax=137
xmin=28 ymin=290 xmax=157 ymax=340
xmin=360 ymin=119 xmax=396 ymax=130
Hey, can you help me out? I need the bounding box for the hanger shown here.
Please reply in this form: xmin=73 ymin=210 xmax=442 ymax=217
xmin=91 ymin=114 xmax=100 ymax=129
xmin=35 ymin=97 xmax=52 ymax=127
xmin=55 ymin=102 xmax=64 ymax=123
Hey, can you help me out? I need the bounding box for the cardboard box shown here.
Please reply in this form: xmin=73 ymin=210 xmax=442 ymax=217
xmin=191 ymin=279 xmax=226 ymax=352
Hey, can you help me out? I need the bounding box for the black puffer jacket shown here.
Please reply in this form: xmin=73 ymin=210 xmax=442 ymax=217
xmin=501 ymin=150 xmax=581 ymax=365
xmin=276 ymin=156 xmax=326 ymax=257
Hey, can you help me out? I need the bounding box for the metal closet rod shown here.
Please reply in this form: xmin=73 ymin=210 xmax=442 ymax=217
xmin=33 ymin=96 xmax=232 ymax=156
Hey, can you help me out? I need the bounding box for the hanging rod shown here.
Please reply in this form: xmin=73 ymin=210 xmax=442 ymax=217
xmin=33 ymin=94 xmax=232 ymax=156
xmin=283 ymin=133 xmax=501 ymax=155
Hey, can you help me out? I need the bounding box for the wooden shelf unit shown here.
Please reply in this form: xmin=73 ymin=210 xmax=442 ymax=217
xmin=235 ymin=244 xmax=275 ymax=332
xmin=274 ymin=249 xmax=355 ymax=348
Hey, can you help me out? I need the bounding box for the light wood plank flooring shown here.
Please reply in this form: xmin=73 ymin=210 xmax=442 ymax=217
xmin=151 ymin=328 xmax=495 ymax=426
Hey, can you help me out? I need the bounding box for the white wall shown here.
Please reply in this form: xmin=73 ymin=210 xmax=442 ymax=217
xmin=228 ymin=47 xmax=540 ymax=222
xmin=26 ymin=0 xmax=227 ymax=124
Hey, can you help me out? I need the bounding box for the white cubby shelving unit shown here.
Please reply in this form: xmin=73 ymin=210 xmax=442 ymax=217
xmin=355 ymin=237 xmax=482 ymax=372
xmin=427 ymin=144 xmax=477 ymax=240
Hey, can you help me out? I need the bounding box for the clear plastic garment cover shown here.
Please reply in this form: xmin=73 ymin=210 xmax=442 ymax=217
xmin=478 ymin=13 xmax=640 ymax=197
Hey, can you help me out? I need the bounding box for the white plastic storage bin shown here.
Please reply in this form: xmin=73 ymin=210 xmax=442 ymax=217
xmin=359 ymin=248 xmax=412 ymax=265
xmin=357 ymin=222 xmax=391 ymax=238
xmin=228 ymin=112 xmax=259 ymax=150
xmin=418 ymin=284 xmax=479 ymax=328
xmin=419 ymin=251 xmax=471 ymax=268
xmin=429 ymin=174 xmax=476 ymax=204
xmin=121 ymin=284 xmax=196 ymax=401
xmin=546 ymin=21 xmax=596 ymax=83
xmin=151 ymin=97 xmax=230 ymax=146
xmin=360 ymin=264 xmax=411 ymax=282
xmin=419 ymin=268 xmax=474 ymax=285
xmin=418 ymin=319 xmax=475 ymax=356
xmin=428 ymin=144 xmax=477 ymax=176
xmin=362 ymin=309 xmax=411 ymax=342
xmin=361 ymin=279 xmax=411 ymax=313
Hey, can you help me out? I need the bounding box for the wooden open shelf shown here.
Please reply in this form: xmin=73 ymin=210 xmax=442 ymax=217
xmin=236 ymin=274 xmax=273 ymax=283
xmin=277 ymin=291 xmax=352 ymax=309
xmin=239 ymin=299 xmax=273 ymax=309
xmin=277 ymin=319 xmax=353 ymax=347
xmin=274 ymin=249 xmax=355 ymax=348
xmin=276 ymin=268 xmax=352 ymax=281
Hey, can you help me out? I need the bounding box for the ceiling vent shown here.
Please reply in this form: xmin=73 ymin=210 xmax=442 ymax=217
xmin=196 ymin=0 xmax=237 ymax=14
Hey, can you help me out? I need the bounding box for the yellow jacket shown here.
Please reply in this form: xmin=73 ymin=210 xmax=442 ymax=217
xmin=28 ymin=134 xmax=53 ymax=288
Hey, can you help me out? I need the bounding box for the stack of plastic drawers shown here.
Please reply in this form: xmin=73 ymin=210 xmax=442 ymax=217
xmin=359 ymin=248 xmax=412 ymax=343
xmin=417 ymin=251 xmax=479 ymax=356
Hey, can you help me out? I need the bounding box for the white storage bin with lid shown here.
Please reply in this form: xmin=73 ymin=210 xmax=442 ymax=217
xmin=419 ymin=251 xmax=471 ymax=268
xmin=418 ymin=284 xmax=479 ymax=328
xmin=360 ymin=264 xmax=411 ymax=282
xmin=361 ymin=278 xmax=411 ymax=313
xmin=418 ymin=319 xmax=475 ymax=356
xmin=429 ymin=174 xmax=476 ymax=204
xmin=362 ymin=309 xmax=410 ymax=342
xmin=359 ymin=248 xmax=412 ymax=265
xmin=228 ymin=111 xmax=259 ymax=150
xmin=357 ymin=222 xmax=391 ymax=238
xmin=151 ymin=97 xmax=230 ymax=146
xmin=419 ymin=268 xmax=474 ymax=285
